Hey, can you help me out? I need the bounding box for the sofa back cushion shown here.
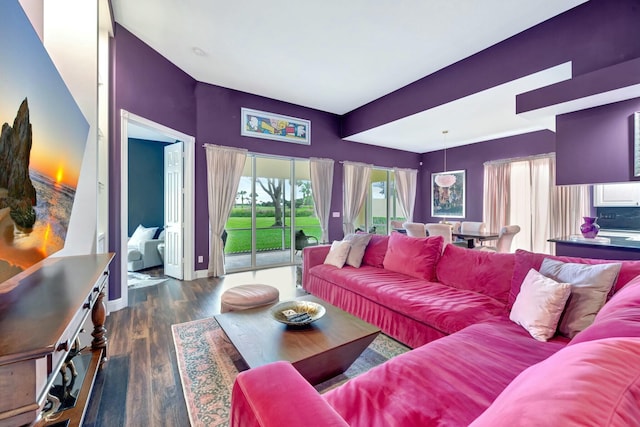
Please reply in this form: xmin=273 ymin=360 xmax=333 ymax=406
xmin=539 ymin=258 xmax=621 ymax=338
xmin=382 ymin=232 xmax=443 ymax=280
xmin=509 ymin=249 xmax=640 ymax=308
xmin=569 ymin=275 xmax=640 ymax=345
xmin=361 ymin=234 xmax=389 ymax=268
xmin=470 ymin=337 xmax=640 ymax=427
xmin=436 ymin=244 xmax=515 ymax=303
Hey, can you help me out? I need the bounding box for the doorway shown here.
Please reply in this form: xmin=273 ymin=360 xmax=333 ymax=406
xmin=119 ymin=110 xmax=195 ymax=307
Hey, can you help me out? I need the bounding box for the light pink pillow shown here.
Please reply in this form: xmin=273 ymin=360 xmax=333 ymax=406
xmin=470 ymin=338 xmax=640 ymax=427
xmin=509 ymin=269 xmax=571 ymax=342
xmin=361 ymin=234 xmax=389 ymax=268
xmin=323 ymin=240 xmax=351 ymax=268
xmin=436 ymin=244 xmax=515 ymax=303
xmin=382 ymin=232 xmax=443 ymax=281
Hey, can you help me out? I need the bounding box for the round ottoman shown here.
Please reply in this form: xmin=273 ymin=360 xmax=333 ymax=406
xmin=220 ymin=284 xmax=279 ymax=313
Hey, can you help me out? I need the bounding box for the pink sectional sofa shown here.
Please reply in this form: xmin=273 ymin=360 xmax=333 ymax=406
xmin=302 ymin=233 xmax=515 ymax=348
xmin=230 ymin=233 xmax=640 ymax=426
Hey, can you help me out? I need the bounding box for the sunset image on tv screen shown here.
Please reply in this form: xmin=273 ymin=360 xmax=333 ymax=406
xmin=0 ymin=1 xmax=89 ymax=283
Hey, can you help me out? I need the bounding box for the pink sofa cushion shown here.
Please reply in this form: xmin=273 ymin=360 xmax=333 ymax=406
xmin=325 ymin=317 xmax=567 ymax=427
xmin=383 ymin=233 xmax=443 ymax=281
xmin=470 ymin=337 xmax=640 ymax=427
xmin=569 ymin=276 xmax=640 ymax=345
xmin=436 ymin=244 xmax=515 ymax=303
xmin=309 ymin=264 xmax=508 ymax=335
xmin=361 ymin=234 xmax=389 ymax=268
xmin=509 ymin=249 xmax=640 ymax=307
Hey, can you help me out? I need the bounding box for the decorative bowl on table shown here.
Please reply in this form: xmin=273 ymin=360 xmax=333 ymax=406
xmin=270 ymin=300 xmax=326 ymax=326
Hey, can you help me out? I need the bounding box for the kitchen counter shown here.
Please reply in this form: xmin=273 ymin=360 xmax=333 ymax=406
xmin=549 ymin=233 xmax=640 ymax=260
xmin=549 ymin=234 xmax=640 ymax=250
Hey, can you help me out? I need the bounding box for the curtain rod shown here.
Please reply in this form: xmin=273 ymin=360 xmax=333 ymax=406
xmin=484 ymin=152 xmax=555 ymax=166
xmin=338 ymin=161 xmax=417 ymax=172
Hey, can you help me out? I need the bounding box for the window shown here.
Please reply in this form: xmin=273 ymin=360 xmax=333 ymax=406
xmin=355 ymin=168 xmax=405 ymax=235
xmin=484 ymin=154 xmax=589 ymax=254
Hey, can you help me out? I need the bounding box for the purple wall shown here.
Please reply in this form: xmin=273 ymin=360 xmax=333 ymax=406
xmin=109 ymin=24 xmax=197 ymax=300
xmin=110 ymin=26 xmax=419 ymax=299
xmin=194 ymin=82 xmax=420 ymax=267
xmin=556 ymin=97 xmax=640 ymax=185
xmin=109 ymin=0 xmax=640 ymax=300
xmin=417 ymin=131 xmax=556 ymax=224
xmin=517 ymin=58 xmax=640 ymax=114
xmin=343 ymin=0 xmax=640 ymax=137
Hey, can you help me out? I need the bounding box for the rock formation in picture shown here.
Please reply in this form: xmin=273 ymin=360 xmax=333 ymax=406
xmin=0 ymin=98 xmax=37 ymax=228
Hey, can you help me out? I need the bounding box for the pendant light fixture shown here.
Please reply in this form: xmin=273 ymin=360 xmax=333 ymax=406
xmin=434 ymin=130 xmax=456 ymax=188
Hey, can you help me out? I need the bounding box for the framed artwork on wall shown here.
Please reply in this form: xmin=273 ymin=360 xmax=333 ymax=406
xmin=431 ymin=170 xmax=465 ymax=218
xmin=634 ymin=112 xmax=640 ymax=177
xmin=241 ymin=107 xmax=311 ymax=145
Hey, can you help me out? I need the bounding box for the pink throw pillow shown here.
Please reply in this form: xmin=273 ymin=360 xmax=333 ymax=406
xmin=382 ymin=232 xmax=443 ymax=281
xmin=361 ymin=234 xmax=390 ymax=268
xmin=509 ymin=249 xmax=640 ymax=308
xmin=436 ymin=244 xmax=515 ymax=303
xmin=470 ymin=338 xmax=640 ymax=427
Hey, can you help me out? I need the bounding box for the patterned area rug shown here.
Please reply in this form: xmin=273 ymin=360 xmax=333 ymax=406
xmin=172 ymin=316 xmax=409 ymax=427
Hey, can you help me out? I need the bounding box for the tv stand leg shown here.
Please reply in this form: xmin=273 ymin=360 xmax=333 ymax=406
xmin=91 ymin=290 xmax=108 ymax=368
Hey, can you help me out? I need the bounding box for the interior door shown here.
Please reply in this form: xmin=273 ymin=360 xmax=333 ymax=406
xmin=164 ymin=141 xmax=183 ymax=279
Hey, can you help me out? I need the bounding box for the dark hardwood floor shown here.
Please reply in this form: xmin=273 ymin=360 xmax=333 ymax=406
xmin=84 ymin=265 xmax=303 ymax=427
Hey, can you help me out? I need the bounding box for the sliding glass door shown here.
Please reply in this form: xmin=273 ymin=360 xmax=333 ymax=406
xmin=224 ymin=155 xmax=320 ymax=271
xmin=356 ymin=168 xmax=405 ymax=235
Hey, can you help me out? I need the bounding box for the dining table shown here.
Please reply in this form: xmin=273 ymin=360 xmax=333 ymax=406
xmin=452 ymin=230 xmax=500 ymax=248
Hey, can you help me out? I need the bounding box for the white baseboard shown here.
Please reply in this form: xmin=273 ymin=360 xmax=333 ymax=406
xmin=194 ymin=269 xmax=210 ymax=279
xmin=107 ymin=297 xmax=127 ymax=313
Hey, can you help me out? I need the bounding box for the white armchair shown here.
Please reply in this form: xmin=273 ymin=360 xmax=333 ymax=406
xmin=127 ymin=225 xmax=164 ymax=271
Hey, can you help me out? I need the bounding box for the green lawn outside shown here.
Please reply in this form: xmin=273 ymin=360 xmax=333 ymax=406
xmin=225 ymin=216 xmax=321 ymax=253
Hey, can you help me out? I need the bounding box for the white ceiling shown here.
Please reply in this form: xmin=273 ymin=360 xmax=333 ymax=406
xmin=112 ymin=0 xmax=587 ymax=153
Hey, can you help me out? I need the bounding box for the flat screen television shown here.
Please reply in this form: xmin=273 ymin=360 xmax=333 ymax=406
xmin=0 ymin=1 xmax=89 ymax=289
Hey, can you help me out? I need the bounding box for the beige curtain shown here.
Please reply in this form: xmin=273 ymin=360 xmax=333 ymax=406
xmin=343 ymin=161 xmax=372 ymax=235
xmin=483 ymin=162 xmax=511 ymax=234
xmin=204 ymin=144 xmax=247 ymax=277
xmin=550 ymin=159 xmax=590 ymax=246
xmin=394 ymin=167 xmax=418 ymax=221
xmin=484 ymin=153 xmax=589 ymax=255
xmin=310 ymin=158 xmax=334 ymax=243
xmin=530 ymin=156 xmax=553 ymax=253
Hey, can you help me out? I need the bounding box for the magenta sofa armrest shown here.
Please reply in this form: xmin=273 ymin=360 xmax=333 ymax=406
xmin=230 ymin=361 xmax=349 ymax=427
xmin=303 ymin=244 xmax=331 ymax=288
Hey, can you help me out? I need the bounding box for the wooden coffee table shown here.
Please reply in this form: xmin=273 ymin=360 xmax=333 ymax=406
xmin=214 ymin=295 xmax=380 ymax=385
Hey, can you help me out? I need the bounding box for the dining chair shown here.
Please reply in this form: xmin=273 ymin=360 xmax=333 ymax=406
xmin=494 ymin=225 xmax=521 ymax=253
xmin=460 ymin=221 xmax=486 ymax=234
xmin=402 ymin=222 xmax=427 ymax=238
xmin=390 ymin=220 xmax=405 ymax=230
xmin=425 ymin=223 xmax=452 ymax=246
xmin=460 ymin=221 xmax=487 ymax=247
xmin=477 ymin=225 xmax=521 ymax=253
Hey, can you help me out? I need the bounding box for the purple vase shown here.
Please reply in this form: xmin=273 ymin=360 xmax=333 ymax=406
xmin=580 ymin=216 xmax=600 ymax=238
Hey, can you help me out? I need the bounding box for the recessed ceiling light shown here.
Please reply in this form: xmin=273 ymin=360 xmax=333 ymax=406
xmin=192 ymin=47 xmax=206 ymax=56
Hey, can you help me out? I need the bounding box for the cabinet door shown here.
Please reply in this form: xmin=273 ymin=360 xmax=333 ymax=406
xmin=593 ymin=183 xmax=640 ymax=206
